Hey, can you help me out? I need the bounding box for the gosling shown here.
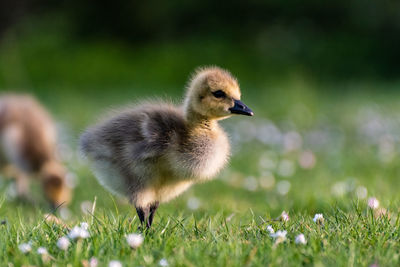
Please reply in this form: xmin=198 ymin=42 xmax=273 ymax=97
xmin=0 ymin=94 xmax=71 ymax=208
xmin=80 ymin=66 xmax=253 ymax=228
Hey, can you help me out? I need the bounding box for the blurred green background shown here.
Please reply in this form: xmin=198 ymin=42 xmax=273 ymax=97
xmin=0 ymin=0 xmax=400 ymax=219
xmin=2 ymin=3 xmax=400 ymax=266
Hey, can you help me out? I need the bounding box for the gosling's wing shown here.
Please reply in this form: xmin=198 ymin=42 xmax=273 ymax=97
xmin=80 ymin=103 xmax=186 ymax=162
xmin=133 ymin=104 xmax=187 ymax=160
xmin=80 ymin=111 xmax=144 ymax=161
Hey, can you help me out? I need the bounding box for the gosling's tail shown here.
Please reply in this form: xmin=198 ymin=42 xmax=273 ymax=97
xmin=79 ymin=128 xmax=112 ymax=161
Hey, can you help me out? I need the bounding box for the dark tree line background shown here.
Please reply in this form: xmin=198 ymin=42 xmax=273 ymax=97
xmin=1 ymin=0 xmax=399 ymax=80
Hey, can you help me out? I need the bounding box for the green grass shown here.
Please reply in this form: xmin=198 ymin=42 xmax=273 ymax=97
xmin=1 ymin=85 xmax=400 ymax=266
xmin=2 ymin=30 xmax=400 ymax=266
xmin=1 ymin=199 xmax=400 ymax=266
xmin=2 ymin=203 xmax=400 ymax=267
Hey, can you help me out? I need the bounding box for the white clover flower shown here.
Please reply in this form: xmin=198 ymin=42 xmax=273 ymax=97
xmin=187 ymin=197 xmax=201 ymax=210
xmin=90 ymin=257 xmax=99 ymax=267
xmin=109 ymin=260 xmax=122 ymax=267
xmin=68 ymin=225 xmax=90 ymax=240
xmin=368 ymin=197 xmax=379 ymax=209
xmin=243 ymin=176 xmax=258 ymax=191
xmin=356 ymin=186 xmax=368 ymax=199
xmin=298 ymin=150 xmax=316 ymax=169
xmin=295 ymin=234 xmax=307 ymax=245
xmin=80 ymin=222 xmax=89 ymax=230
xmin=277 ymin=160 xmax=296 ymax=177
xmin=126 ymin=233 xmax=144 ymax=249
xmin=159 ymin=258 xmax=169 ymax=267
xmin=270 ymin=230 xmax=287 ymax=244
xmin=266 ymin=225 xmax=275 ymax=234
xmin=277 ymin=180 xmax=291 ymax=195
xmin=270 ymin=230 xmax=287 ymax=239
xmin=258 ymin=152 xmax=278 ymax=170
xmin=313 ymin=213 xmax=324 ymax=225
xmin=283 ymin=131 xmax=303 ymax=152
xmin=37 ymin=247 xmax=48 ymax=255
xmin=280 ymin=211 xmax=290 ymax=222
xmin=57 ymin=236 xmax=70 ymax=250
xmin=259 ymin=172 xmax=275 ymax=189
xmin=331 ymin=181 xmax=346 ymax=197
xmin=18 ymin=242 xmax=32 ymax=254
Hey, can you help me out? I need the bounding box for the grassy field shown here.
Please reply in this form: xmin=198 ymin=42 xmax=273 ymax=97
xmin=1 ymin=34 xmax=400 ymax=266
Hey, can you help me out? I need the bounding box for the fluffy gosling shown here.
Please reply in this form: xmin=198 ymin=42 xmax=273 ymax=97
xmin=80 ymin=66 xmax=253 ymax=228
xmin=0 ymin=94 xmax=71 ymax=208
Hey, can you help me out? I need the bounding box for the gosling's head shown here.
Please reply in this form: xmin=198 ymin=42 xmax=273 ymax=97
xmin=184 ymin=66 xmax=253 ymax=120
xmin=40 ymin=161 xmax=71 ymax=209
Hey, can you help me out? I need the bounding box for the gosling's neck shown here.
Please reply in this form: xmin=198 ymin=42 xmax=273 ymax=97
xmin=184 ymin=107 xmax=218 ymax=131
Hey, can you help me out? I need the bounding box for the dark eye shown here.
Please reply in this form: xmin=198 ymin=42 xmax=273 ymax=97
xmin=212 ymin=90 xmax=226 ymax=98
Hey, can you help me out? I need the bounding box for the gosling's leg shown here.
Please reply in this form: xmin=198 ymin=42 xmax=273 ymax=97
xmin=135 ymin=202 xmax=159 ymax=229
xmin=148 ymin=201 xmax=159 ymax=227
xmin=136 ymin=206 xmax=149 ymax=228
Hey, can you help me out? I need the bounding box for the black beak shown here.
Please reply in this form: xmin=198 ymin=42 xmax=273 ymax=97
xmin=229 ymin=99 xmax=254 ymax=116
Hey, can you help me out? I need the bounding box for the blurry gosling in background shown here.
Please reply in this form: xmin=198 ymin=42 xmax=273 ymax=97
xmin=80 ymin=66 xmax=253 ymax=228
xmin=0 ymin=94 xmax=71 ymax=208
